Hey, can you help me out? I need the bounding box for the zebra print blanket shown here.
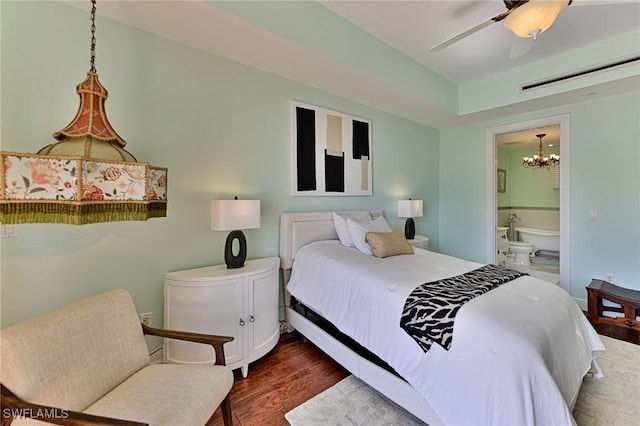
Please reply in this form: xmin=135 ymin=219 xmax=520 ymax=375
xmin=400 ymin=264 xmax=527 ymax=353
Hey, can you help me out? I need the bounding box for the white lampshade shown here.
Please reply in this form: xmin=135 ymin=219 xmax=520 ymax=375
xmin=397 ymin=199 xmax=423 ymax=218
xmin=211 ymin=199 xmax=261 ymax=231
xmin=502 ymin=0 xmax=569 ymax=39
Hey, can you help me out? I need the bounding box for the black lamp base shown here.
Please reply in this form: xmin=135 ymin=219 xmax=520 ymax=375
xmin=224 ymin=230 xmax=247 ymax=269
xmin=404 ymin=218 xmax=416 ymax=240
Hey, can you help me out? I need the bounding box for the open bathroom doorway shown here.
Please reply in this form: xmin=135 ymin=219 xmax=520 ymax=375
xmin=485 ymin=115 xmax=571 ymax=293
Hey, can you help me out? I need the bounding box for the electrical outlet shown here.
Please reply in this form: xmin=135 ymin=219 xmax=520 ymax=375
xmin=605 ymin=273 xmax=614 ymax=283
xmin=139 ymin=312 xmax=152 ymax=326
xmin=1 ymin=224 xmax=18 ymax=238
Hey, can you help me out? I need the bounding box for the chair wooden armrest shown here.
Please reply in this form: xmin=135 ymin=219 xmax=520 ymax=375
xmin=1 ymin=384 xmax=146 ymax=426
xmin=141 ymin=323 xmax=234 ymax=366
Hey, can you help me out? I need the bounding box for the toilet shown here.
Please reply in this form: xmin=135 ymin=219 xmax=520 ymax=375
xmin=508 ymin=241 xmax=535 ymax=266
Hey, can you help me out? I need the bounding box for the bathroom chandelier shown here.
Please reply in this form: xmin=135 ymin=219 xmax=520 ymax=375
xmin=0 ymin=0 xmax=168 ymax=225
xmin=522 ymin=133 xmax=559 ymax=169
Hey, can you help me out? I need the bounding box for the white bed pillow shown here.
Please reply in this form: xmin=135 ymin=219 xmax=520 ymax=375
xmin=333 ymin=211 xmax=371 ymax=247
xmin=347 ymin=216 xmax=392 ymax=255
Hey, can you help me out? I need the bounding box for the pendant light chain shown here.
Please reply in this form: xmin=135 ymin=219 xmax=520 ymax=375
xmin=90 ymin=0 xmax=97 ymax=72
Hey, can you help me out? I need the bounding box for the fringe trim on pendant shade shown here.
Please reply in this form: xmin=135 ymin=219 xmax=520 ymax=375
xmin=0 ymin=201 xmax=167 ymax=225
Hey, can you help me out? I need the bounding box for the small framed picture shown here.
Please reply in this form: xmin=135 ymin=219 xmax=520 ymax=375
xmin=497 ymin=169 xmax=506 ymax=193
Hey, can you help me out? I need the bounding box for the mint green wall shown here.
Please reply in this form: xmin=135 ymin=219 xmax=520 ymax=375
xmin=441 ymin=91 xmax=640 ymax=299
xmin=497 ymin=146 xmax=560 ymax=208
xmin=0 ymin=2 xmax=439 ymax=337
xmin=459 ymin=30 xmax=640 ymax=115
xmin=213 ymin=0 xmax=458 ymax=116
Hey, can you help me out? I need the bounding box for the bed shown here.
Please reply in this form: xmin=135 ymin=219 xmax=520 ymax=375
xmin=280 ymin=210 xmax=604 ymax=426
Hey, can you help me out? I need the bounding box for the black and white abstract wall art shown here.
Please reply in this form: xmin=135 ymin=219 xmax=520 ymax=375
xmin=291 ymin=101 xmax=372 ymax=196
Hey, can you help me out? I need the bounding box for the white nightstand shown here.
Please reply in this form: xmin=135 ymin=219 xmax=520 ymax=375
xmin=164 ymin=257 xmax=280 ymax=377
xmin=407 ymin=235 xmax=429 ymax=250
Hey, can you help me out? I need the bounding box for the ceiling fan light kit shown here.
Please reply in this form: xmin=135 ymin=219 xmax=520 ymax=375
xmin=502 ymin=0 xmax=571 ymax=39
xmin=431 ymin=0 xmax=572 ymax=53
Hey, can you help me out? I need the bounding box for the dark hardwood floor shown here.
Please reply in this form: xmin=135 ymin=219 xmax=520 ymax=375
xmin=207 ymin=332 xmax=349 ymax=426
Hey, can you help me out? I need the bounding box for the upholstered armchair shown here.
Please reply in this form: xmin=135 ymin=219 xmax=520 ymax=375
xmin=0 ymin=289 xmax=234 ymax=426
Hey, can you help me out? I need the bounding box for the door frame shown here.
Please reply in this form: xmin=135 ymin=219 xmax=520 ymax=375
xmin=485 ymin=114 xmax=571 ymax=293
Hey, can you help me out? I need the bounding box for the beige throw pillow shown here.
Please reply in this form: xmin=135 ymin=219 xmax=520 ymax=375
xmin=365 ymin=231 xmax=414 ymax=258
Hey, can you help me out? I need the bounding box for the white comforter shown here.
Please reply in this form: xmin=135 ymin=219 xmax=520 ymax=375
xmin=287 ymin=241 xmax=604 ymax=426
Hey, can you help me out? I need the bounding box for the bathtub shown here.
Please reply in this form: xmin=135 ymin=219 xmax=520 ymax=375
xmin=515 ymin=227 xmax=559 ymax=252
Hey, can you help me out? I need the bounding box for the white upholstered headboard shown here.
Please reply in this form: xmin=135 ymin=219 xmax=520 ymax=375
xmin=279 ymin=210 xmax=384 ymax=270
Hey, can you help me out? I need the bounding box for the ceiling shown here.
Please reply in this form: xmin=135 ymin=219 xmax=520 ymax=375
xmin=61 ymin=0 xmax=640 ymax=129
xmin=320 ymin=0 xmax=640 ymax=84
xmin=496 ymin=125 xmax=560 ymax=151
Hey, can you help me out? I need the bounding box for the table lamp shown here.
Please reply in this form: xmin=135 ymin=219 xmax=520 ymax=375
xmin=211 ymin=197 xmax=261 ymax=268
xmin=397 ymin=199 xmax=423 ymax=240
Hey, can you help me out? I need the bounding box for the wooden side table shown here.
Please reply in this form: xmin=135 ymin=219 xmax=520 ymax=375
xmin=586 ymin=279 xmax=640 ymax=345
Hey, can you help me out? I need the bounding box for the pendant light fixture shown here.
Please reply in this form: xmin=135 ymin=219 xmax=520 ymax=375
xmin=522 ymin=133 xmax=560 ymax=169
xmin=0 ymin=0 xmax=167 ymax=225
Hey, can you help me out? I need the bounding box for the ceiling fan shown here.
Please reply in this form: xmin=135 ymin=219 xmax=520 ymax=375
xmin=430 ymin=0 xmax=572 ymax=57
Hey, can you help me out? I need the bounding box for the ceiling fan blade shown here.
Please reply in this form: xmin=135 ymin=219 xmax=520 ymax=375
xmin=430 ymin=10 xmax=511 ymax=52
xmin=509 ymin=36 xmax=534 ymax=60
